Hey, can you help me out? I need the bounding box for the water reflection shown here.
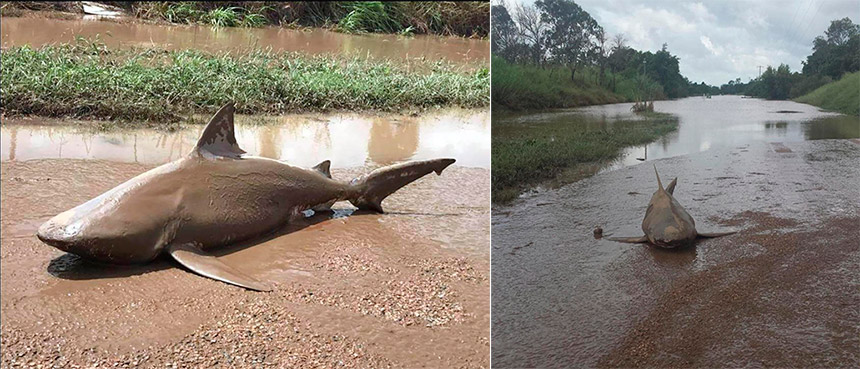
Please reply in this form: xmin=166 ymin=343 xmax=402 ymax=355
xmin=0 ymin=16 xmax=488 ymax=66
xmin=1 ymin=110 xmax=490 ymax=168
xmin=499 ymin=95 xmax=859 ymax=173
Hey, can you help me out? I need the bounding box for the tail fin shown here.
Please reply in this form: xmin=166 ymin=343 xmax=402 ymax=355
xmin=654 ymin=164 xmax=664 ymax=192
xmin=349 ymin=158 xmax=456 ymax=213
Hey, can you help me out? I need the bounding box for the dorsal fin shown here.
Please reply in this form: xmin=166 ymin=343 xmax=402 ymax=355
xmin=654 ymin=165 xmax=664 ymax=193
xmin=666 ymin=177 xmax=677 ymax=195
xmin=192 ymin=102 xmax=246 ymax=158
xmin=312 ymin=160 xmax=332 ymax=178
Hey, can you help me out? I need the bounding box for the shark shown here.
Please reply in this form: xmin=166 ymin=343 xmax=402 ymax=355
xmin=608 ymin=166 xmax=736 ymax=248
xmin=37 ymin=102 xmax=455 ymax=291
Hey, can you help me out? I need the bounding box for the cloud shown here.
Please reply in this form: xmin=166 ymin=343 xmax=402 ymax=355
xmin=503 ymin=0 xmax=860 ymax=85
xmin=700 ymin=36 xmax=722 ymax=56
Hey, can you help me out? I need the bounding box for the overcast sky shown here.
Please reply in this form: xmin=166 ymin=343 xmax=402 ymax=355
xmin=501 ymin=0 xmax=860 ymax=86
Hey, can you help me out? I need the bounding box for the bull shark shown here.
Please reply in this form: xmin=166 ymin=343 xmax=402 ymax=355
xmin=608 ymin=166 xmax=736 ymax=248
xmin=37 ymin=102 xmax=456 ymax=291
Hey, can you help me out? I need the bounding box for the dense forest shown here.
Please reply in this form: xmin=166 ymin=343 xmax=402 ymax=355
xmin=491 ymin=0 xmax=718 ymax=110
xmin=720 ymin=17 xmax=859 ymax=102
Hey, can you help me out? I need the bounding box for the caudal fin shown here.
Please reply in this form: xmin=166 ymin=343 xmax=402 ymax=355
xmin=349 ymin=158 xmax=456 ymax=213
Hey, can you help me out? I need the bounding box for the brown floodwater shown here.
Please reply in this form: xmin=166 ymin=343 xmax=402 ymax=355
xmin=492 ymin=96 xmax=860 ymax=367
xmin=0 ymin=16 xmax=489 ymax=65
xmin=1 ymin=109 xmax=490 ymax=169
xmin=497 ymin=95 xmax=860 ymax=175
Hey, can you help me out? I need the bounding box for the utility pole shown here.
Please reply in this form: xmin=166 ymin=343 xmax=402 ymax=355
xmin=757 ymin=65 xmax=764 ymax=78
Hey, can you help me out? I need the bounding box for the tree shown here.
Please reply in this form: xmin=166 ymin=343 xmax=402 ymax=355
xmin=595 ymin=28 xmax=611 ymax=86
xmin=491 ymin=4 xmax=519 ymax=60
xmin=513 ymin=3 xmax=547 ymax=66
xmin=535 ymin=0 xmax=601 ymax=81
xmin=648 ymin=43 xmax=684 ymax=98
xmin=825 ymin=17 xmax=860 ymax=45
xmin=802 ymin=17 xmax=860 ymax=79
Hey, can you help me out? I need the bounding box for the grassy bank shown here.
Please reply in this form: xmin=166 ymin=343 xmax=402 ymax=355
xmin=0 ymin=42 xmax=489 ymax=123
xmin=1 ymin=2 xmax=490 ymax=37
xmin=492 ymin=112 xmax=679 ymax=203
xmin=492 ymin=56 xmax=654 ymax=111
xmin=794 ymin=71 xmax=859 ymax=116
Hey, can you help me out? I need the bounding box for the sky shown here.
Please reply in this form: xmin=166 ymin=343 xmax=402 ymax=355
xmin=500 ymin=0 xmax=860 ymax=86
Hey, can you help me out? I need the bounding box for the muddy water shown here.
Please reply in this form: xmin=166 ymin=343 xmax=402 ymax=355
xmin=492 ymin=97 xmax=860 ymax=366
xmin=498 ymin=95 xmax=859 ymax=173
xmin=0 ymin=16 xmax=489 ymax=65
xmin=1 ymin=110 xmax=490 ymax=367
xmin=1 ymin=109 xmax=489 ymax=169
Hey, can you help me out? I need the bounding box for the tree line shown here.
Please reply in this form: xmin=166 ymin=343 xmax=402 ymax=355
xmin=491 ymin=0 xmax=718 ymax=101
xmin=720 ymin=17 xmax=859 ymax=99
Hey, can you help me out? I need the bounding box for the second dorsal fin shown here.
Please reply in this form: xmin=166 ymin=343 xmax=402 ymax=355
xmin=312 ymin=160 xmax=332 ymax=178
xmin=193 ymin=102 xmax=246 ymax=158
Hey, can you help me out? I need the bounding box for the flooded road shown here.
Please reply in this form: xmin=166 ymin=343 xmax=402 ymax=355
xmin=1 ymin=110 xmax=490 ymax=367
xmin=0 ymin=16 xmax=489 ymax=65
xmin=498 ymin=95 xmax=859 ymax=172
xmin=492 ymin=97 xmax=859 ymax=367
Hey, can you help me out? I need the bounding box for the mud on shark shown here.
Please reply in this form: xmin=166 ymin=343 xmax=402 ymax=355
xmin=37 ymin=102 xmax=456 ymax=291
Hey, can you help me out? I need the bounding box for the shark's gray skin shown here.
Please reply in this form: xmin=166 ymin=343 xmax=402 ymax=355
xmin=608 ymin=166 xmax=736 ymax=248
xmin=37 ymin=103 xmax=455 ymax=291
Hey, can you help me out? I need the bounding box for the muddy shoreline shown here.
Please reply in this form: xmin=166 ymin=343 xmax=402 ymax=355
xmin=491 ymin=139 xmax=860 ymax=368
xmin=1 ymin=159 xmax=490 ymax=368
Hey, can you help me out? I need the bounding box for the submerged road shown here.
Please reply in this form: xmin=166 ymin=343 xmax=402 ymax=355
xmin=492 ymin=139 xmax=860 ymax=368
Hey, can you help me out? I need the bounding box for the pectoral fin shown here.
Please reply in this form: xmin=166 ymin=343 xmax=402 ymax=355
xmin=607 ymin=235 xmax=649 ymax=244
xmin=167 ymin=243 xmax=272 ymax=292
xmin=697 ymin=230 xmax=737 ymax=238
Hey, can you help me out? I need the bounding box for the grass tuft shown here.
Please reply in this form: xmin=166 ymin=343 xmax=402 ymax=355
xmin=492 ymin=112 xmax=679 ymax=203
xmin=0 ymin=41 xmax=489 ymax=123
xmin=117 ymin=1 xmax=489 ymax=37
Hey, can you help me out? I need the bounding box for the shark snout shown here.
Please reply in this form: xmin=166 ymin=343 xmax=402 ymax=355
xmin=36 ymin=217 xmax=82 ymax=252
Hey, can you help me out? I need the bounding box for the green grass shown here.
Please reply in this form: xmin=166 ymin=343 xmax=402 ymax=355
xmin=492 ymin=55 xmax=660 ymax=111
xmin=0 ymin=42 xmax=489 ymax=123
xmin=492 ymin=112 xmax=679 ymax=203
xmin=123 ymin=2 xmax=489 ymax=37
xmin=795 ymin=71 xmax=860 ymax=116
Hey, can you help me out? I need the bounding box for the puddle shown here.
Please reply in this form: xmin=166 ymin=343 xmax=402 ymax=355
xmin=0 ymin=16 xmax=489 ymax=66
xmin=1 ymin=109 xmax=490 ymax=169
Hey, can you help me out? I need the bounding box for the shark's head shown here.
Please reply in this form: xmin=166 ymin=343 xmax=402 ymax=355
xmin=37 ymin=191 xmax=165 ymax=264
xmin=642 ymin=165 xmax=696 ymax=247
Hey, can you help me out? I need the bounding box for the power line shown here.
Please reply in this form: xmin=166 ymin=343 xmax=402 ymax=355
xmin=792 ymin=0 xmax=817 ymax=42
xmin=799 ymin=0 xmax=824 ymax=44
xmin=787 ymin=0 xmax=803 ymax=35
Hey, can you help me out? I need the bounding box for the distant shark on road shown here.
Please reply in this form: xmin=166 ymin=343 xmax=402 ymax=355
xmin=609 ymin=166 xmax=736 ymax=248
xmin=37 ymin=102 xmax=455 ymax=291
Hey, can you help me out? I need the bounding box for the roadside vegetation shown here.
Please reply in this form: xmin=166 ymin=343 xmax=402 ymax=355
xmin=720 ymin=17 xmax=859 ymax=115
xmin=492 ymin=113 xmax=679 ymax=203
xmin=0 ymin=1 xmax=490 ymax=37
xmin=0 ymin=40 xmax=489 ymax=123
xmin=795 ymin=71 xmax=859 ymax=116
xmin=491 ymin=0 xmax=717 ymax=111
